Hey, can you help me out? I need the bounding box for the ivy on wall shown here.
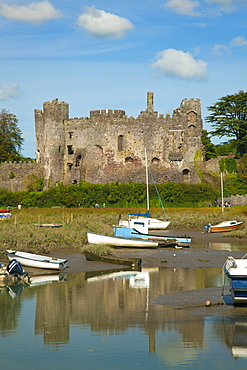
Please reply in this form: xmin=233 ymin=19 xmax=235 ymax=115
xmin=219 ymin=158 xmax=237 ymax=174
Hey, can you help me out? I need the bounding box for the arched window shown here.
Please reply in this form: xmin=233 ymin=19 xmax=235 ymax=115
xmin=188 ymin=125 xmax=196 ymax=137
xmin=151 ymin=157 xmax=160 ymax=164
xmin=183 ymin=169 xmax=190 ymax=182
xmin=187 ymin=111 xmax=197 ymax=123
xmin=118 ymin=135 xmax=124 ymax=151
xmin=67 ymin=163 xmax=73 ymax=170
xmin=125 ymin=157 xmax=133 ymax=163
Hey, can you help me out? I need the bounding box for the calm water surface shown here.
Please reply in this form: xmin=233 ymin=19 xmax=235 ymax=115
xmin=1 ymin=242 xmax=247 ymax=369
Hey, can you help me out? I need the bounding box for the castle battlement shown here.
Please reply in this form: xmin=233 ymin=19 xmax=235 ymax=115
xmin=90 ymin=109 xmax=126 ymax=118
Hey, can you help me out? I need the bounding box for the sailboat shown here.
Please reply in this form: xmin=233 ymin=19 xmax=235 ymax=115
xmin=119 ymin=149 xmax=171 ymax=230
xmin=204 ymin=172 xmax=243 ymax=233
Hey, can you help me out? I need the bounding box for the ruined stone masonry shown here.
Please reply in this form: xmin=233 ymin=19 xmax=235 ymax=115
xmin=0 ymin=92 xmax=203 ymax=191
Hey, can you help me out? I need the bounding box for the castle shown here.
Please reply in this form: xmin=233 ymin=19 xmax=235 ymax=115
xmin=0 ymin=92 xmax=204 ymax=191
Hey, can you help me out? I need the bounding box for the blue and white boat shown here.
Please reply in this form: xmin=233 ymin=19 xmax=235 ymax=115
xmin=114 ymin=218 xmax=191 ymax=247
xmin=223 ymin=254 xmax=247 ymax=304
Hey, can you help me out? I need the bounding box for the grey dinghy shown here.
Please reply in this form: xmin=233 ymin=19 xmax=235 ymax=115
xmin=7 ymin=250 xmax=68 ymax=270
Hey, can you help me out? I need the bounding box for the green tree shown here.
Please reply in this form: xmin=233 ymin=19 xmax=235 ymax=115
xmin=0 ymin=109 xmax=24 ymax=162
xmin=201 ymin=130 xmax=216 ymax=160
xmin=238 ymin=153 xmax=247 ymax=184
xmin=205 ymin=90 xmax=247 ymax=157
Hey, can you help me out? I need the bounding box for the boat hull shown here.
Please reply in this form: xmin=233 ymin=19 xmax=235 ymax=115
xmin=84 ymin=250 xmax=142 ymax=268
xmin=87 ymin=232 xmax=159 ymax=248
xmin=113 ymin=225 xmax=191 ymax=246
xmin=208 ymin=220 xmax=243 ymax=233
xmin=223 ymin=256 xmax=247 ymax=304
xmin=7 ymin=250 xmax=68 ymax=270
xmin=119 ymin=218 xmax=170 ymax=230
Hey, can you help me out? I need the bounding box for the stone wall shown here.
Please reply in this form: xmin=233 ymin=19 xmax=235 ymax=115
xmin=35 ymin=93 xmax=203 ymax=189
xmin=0 ymin=161 xmax=43 ymax=191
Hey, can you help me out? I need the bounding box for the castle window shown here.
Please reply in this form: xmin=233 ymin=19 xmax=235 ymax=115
xmin=118 ymin=135 xmax=124 ymax=151
xmin=125 ymin=157 xmax=133 ymax=163
xmin=188 ymin=125 xmax=196 ymax=137
xmin=151 ymin=157 xmax=160 ymax=164
xmin=58 ymin=146 xmax=61 ymax=153
xmin=67 ymin=163 xmax=73 ymax=170
xmin=72 ymin=180 xmax=77 ymax=184
xmin=187 ymin=111 xmax=197 ymax=123
xmin=183 ymin=169 xmax=190 ymax=182
xmin=67 ymin=145 xmax=74 ymax=155
xmin=69 ymin=132 xmax=73 ymax=139
xmin=75 ymin=155 xmax=81 ymax=167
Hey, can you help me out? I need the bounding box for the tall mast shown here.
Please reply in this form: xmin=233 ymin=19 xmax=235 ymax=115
xmin=145 ymin=148 xmax=150 ymax=212
xmin=221 ymin=172 xmax=224 ymax=213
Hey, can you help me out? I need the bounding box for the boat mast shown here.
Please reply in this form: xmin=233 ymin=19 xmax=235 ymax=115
xmin=145 ymin=148 xmax=150 ymax=214
xmin=221 ymin=172 xmax=224 ymax=213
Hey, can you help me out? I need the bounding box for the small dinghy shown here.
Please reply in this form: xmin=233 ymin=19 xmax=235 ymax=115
xmin=6 ymin=250 xmax=68 ymax=270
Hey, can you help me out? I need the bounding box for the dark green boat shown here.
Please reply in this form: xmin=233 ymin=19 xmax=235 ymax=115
xmin=84 ymin=250 xmax=142 ymax=269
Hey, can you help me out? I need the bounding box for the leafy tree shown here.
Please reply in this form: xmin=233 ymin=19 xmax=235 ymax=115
xmin=205 ymin=90 xmax=247 ymax=156
xmin=0 ymin=109 xmax=24 ymax=163
xmin=215 ymin=140 xmax=237 ymax=157
xmin=201 ymin=130 xmax=217 ymax=160
xmin=238 ymin=153 xmax=247 ymax=184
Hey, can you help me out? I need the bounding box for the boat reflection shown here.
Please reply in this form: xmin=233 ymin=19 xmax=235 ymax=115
xmin=223 ymin=319 xmax=247 ymax=359
xmin=3 ymin=273 xmax=67 ymax=299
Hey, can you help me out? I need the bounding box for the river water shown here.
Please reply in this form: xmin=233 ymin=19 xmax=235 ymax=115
xmin=1 ymin=242 xmax=247 ymax=369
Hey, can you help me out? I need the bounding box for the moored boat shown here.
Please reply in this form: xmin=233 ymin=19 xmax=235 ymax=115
xmin=84 ymin=250 xmax=142 ymax=268
xmin=114 ymin=218 xmax=191 ymax=247
xmin=119 ymin=149 xmax=170 ymax=230
xmin=204 ymin=220 xmax=243 ymax=233
xmin=33 ymin=223 xmax=62 ymax=228
xmin=0 ymin=209 xmax=11 ymax=218
xmin=6 ymin=250 xmax=68 ymax=270
xmin=223 ymin=254 xmax=247 ymax=304
xmin=87 ymin=232 xmax=159 ymax=248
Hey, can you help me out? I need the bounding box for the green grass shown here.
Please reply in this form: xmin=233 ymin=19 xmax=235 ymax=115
xmin=0 ymin=205 xmax=246 ymax=259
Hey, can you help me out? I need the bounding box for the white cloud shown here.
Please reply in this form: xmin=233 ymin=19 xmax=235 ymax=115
xmin=0 ymin=1 xmax=62 ymax=24
xmin=151 ymin=49 xmax=207 ymax=81
xmin=213 ymin=44 xmax=231 ymax=55
xmin=77 ymin=6 xmax=134 ymax=39
xmin=0 ymin=82 xmax=20 ymax=100
xmin=204 ymin=0 xmax=238 ymax=13
xmin=230 ymin=36 xmax=247 ymax=47
xmin=165 ymin=0 xmax=201 ymax=16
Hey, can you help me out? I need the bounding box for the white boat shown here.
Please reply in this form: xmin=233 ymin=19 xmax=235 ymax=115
xmin=119 ymin=149 xmax=170 ymax=230
xmin=223 ymin=254 xmax=247 ymax=304
xmin=114 ymin=218 xmax=191 ymax=246
xmin=6 ymin=250 xmax=68 ymax=270
xmin=204 ymin=220 xmax=243 ymax=233
xmin=87 ymin=232 xmax=159 ymax=248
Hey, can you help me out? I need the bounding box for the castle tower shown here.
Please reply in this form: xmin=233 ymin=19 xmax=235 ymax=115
xmin=147 ymin=92 xmax=154 ymax=113
xmin=35 ymin=99 xmax=69 ymax=189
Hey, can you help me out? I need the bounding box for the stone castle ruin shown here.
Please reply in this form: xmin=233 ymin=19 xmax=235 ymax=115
xmin=0 ymin=92 xmax=203 ymax=191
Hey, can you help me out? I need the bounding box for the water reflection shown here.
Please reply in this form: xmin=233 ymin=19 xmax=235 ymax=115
xmin=0 ymin=266 xmax=247 ymax=368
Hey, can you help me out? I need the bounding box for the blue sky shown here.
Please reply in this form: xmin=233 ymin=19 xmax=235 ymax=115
xmin=1 ymin=0 xmax=247 ymax=157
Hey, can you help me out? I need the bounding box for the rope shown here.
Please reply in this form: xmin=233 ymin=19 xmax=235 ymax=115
xmin=149 ymin=168 xmax=170 ymax=220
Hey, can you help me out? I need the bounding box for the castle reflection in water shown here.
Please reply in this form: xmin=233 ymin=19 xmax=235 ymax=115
xmin=0 ymin=266 xmax=225 ymax=352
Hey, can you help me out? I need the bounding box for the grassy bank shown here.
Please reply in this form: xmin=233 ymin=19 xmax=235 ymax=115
xmin=1 ymin=205 xmax=247 ymax=259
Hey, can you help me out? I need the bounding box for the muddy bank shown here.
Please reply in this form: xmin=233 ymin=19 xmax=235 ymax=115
xmin=2 ymin=229 xmax=247 ymax=275
xmin=49 ymin=228 xmax=247 ymax=273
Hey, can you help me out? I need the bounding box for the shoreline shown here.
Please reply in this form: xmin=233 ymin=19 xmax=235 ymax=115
xmin=2 ymin=228 xmax=246 ymax=275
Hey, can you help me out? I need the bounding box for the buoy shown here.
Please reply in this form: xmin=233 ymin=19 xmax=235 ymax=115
xmin=205 ymin=300 xmax=211 ymax=307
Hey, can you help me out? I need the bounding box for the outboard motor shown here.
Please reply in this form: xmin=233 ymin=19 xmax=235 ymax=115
xmin=6 ymin=259 xmax=25 ymax=277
